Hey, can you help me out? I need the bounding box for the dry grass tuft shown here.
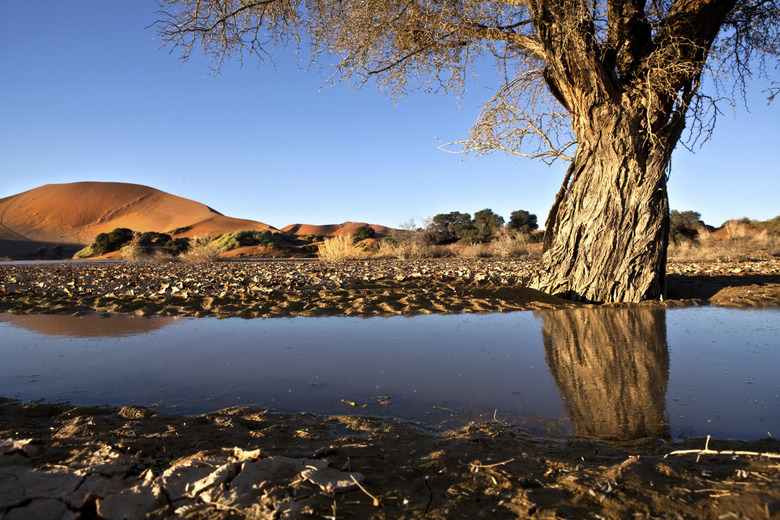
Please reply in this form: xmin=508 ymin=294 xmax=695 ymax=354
xmin=317 ymin=235 xmax=370 ymax=261
xmin=668 ymin=230 xmax=780 ymax=262
xmin=178 ymin=237 xmax=220 ymax=263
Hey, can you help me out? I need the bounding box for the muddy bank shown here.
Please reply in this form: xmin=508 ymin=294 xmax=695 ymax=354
xmin=2 ymin=399 xmax=779 ymax=520
xmin=1 ymin=259 xmax=779 ymax=317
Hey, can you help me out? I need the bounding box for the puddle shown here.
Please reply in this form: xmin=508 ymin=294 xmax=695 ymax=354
xmin=1 ymin=307 xmax=777 ymax=440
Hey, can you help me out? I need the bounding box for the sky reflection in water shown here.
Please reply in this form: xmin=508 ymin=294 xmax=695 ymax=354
xmin=1 ymin=307 xmax=777 ymax=440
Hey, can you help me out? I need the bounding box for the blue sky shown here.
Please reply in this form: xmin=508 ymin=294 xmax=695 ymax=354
xmin=1 ymin=1 xmax=777 ymax=230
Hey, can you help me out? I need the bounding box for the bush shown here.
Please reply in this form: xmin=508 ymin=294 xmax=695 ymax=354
xmin=352 ymin=225 xmax=376 ymax=243
xmin=92 ymin=228 xmax=135 ymax=255
xmin=377 ymin=229 xmax=441 ymax=259
xmin=761 ymin=215 xmax=780 ymax=235
xmin=76 ymin=228 xmax=134 ymax=258
xmin=177 ymin=237 xmax=221 ymax=263
xmin=670 ymin=210 xmax=704 ymax=244
xmin=212 ymin=230 xmax=281 ymax=253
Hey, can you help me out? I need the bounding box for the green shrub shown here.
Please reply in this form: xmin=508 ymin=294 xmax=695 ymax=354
xmin=352 ymin=225 xmax=376 ymax=243
xmin=167 ymin=237 xmax=191 ymax=254
xmin=88 ymin=228 xmax=135 ymax=256
xmin=761 ymin=215 xmax=780 ymax=235
xmin=211 ymin=230 xmax=282 ymax=253
xmin=670 ymin=210 xmax=703 ymax=244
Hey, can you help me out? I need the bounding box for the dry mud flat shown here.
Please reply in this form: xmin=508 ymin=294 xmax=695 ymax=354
xmin=2 ymin=258 xmax=780 ymax=519
xmin=1 ymin=258 xmax=780 ymax=317
xmin=1 ymin=399 xmax=779 ymax=520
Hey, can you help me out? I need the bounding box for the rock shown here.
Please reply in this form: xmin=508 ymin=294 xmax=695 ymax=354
xmin=4 ymin=498 xmax=78 ymax=520
xmin=95 ymin=479 xmax=165 ymax=520
xmin=221 ymin=457 xmax=327 ymax=507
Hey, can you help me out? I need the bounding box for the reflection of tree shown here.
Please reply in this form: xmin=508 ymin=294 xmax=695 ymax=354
xmin=541 ymin=308 xmax=669 ymax=440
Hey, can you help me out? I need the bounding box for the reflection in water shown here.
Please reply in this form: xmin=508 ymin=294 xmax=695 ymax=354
xmin=2 ymin=308 xmax=777 ymax=439
xmin=541 ymin=308 xmax=670 ymax=440
xmin=0 ymin=313 xmax=178 ymax=338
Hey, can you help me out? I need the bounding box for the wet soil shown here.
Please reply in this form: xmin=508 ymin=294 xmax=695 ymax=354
xmin=1 ymin=399 xmax=779 ymax=520
xmin=2 ymin=258 xmax=780 ymax=518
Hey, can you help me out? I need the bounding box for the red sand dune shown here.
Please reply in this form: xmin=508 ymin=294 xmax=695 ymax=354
xmin=282 ymin=222 xmax=393 ymax=238
xmin=0 ymin=182 xmax=275 ymax=257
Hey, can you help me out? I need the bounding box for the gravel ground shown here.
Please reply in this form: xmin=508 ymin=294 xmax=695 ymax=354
xmin=1 ymin=258 xmax=779 ymax=317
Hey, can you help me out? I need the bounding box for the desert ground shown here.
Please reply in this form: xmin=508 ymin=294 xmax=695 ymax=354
xmin=1 ymin=257 xmax=780 ymax=519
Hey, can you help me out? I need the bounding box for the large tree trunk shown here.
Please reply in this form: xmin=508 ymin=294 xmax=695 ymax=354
xmin=533 ymin=106 xmax=672 ymax=303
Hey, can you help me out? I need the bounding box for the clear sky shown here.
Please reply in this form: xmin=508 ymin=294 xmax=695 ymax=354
xmin=1 ymin=1 xmax=777 ymax=230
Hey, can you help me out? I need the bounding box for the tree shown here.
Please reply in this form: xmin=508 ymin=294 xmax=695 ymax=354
xmin=154 ymin=0 xmax=779 ymax=302
xmin=473 ymin=208 xmax=505 ymax=240
xmin=669 ymin=210 xmax=704 ymax=244
xmin=507 ymin=210 xmax=539 ymax=235
xmin=429 ymin=211 xmax=478 ymax=243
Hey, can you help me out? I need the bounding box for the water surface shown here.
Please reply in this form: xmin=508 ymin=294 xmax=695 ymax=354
xmin=1 ymin=307 xmax=777 ymax=440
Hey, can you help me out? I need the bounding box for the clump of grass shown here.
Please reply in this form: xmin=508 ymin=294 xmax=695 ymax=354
xmin=449 ymin=242 xmax=492 ymax=259
xmin=317 ymin=234 xmax=370 ymax=261
xmin=486 ymin=229 xmax=534 ymax=258
xmin=668 ymin=229 xmax=780 ymax=262
xmin=177 ymin=237 xmax=221 ymax=263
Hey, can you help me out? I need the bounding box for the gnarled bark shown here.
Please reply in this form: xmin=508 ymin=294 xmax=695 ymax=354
xmin=533 ymin=107 xmax=672 ymax=302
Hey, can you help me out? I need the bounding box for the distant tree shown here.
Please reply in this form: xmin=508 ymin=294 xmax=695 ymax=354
xmin=669 ymin=210 xmax=703 ymax=244
xmin=430 ymin=212 xmax=478 ymax=243
xmin=473 ymin=209 xmax=505 ymax=241
xmin=353 ymin=225 xmax=376 ymax=243
xmin=155 ymin=1 xmax=780 ymax=302
xmin=507 ymin=210 xmax=539 ymax=235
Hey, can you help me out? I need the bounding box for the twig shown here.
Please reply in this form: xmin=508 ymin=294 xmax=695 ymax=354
xmin=666 ymin=435 xmax=780 ymax=461
xmin=469 ymin=458 xmax=516 ymax=469
xmin=351 ymin=475 xmax=381 ymax=507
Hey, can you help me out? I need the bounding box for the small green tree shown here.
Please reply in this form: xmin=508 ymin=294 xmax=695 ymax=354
xmin=669 ymin=210 xmax=703 ymax=244
xmin=507 ymin=210 xmax=538 ymax=235
xmin=473 ymin=209 xmax=505 ymax=241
